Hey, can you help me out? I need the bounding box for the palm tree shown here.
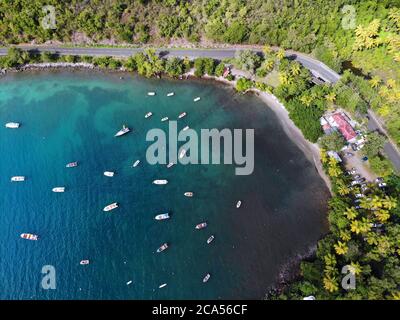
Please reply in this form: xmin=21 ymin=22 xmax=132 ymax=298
xmin=351 ymin=218 xmax=371 ymax=234
xmin=369 ymin=76 xmax=381 ymax=89
xmin=337 ymin=181 xmax=350 ymax=196
xmin=325 ymin=92 xmax=336 ymax=103
xmin=290 ymin=62 xmax=301 ymax=76
xmin=328 ymin=163 xmax=341 ymax=178
xmin=262 ymin=45 xmax=272 ymax=56
xmin=263 ymin=59 xmax=275 ymax=72
xmin=334 ymin=241 xmax=348 ymax=255
xmin=366 ymin=232 xmax=379 ymax=245
xmin=279 ymin=71 xmax=293 ymax=85
xmin=382 ymin=196 xmax=397 ymax=210
xmin=349 ymin=262 xmax=362 ymax=276
xmin=276 ymin=48 xmax=285 ymax=60
xmin=374 ymin=209 xmax=390 ymax=222
xmin=323 ymin=275 xmax=339 ymax=293
xmin=387 ymin=79 xmax=396 ymax=88
xmin=344 ymin=207 xmax=358 ymax=220
xmin=340 ymin=230 xmax=352 ymax=242
xmin=320 ymin=149 xmax=328 ymax=164
xmin=300 ymin=94 xmax=313 ymax=107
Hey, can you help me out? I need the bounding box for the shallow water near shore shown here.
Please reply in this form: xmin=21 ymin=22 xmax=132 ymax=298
xmin=0 ymin=70 xmax=329 ymax=299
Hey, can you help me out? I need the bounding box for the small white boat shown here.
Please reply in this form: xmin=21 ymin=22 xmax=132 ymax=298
xmin=167 ymin=92 xmax=174 ymax=97
xmin=104 ymin=171 xmax=115 ymax=177
xmin=166 ymin=162 xmax=174 ymax=168
xmin=194 ymin=97 xmax=201 ymax=102
xmin=184 ymin=192 xmax=193 ymax=197
xmin=178 ymin=112 xmax=187 ymax=119
xmin=11 ymin=176 xmax=25 ymax=182
xmin=161 ymin=117 xmax=169 ymax=122
xmin=159 ymin=283 xmax=167 ymax=288
xmin=155 ymin=213 xmax=170 ymax=220
xmin=148 ymin=92 xmax=156 ymax=96
xmin=80 ymin=260 xmax=90 ymax=265
xmin=157 ymin=243 xmax=169 ymax=253
xmin=236 ymin=200 xmax=242 ymax=208
xmin=103 ymin=202 xmax=118 ymax=212
xmin=115 ymin=125 xmax=130 ymax=137
xmin=145 ymin=112 xmax=153 ymax=119
xmin=5 ymin=122 xmax=20 ymax=129
xmin=153 ymin=179 xmax=168 ymax=185
xmin=195 ymin=222 xmax=207 ymax=230
xmin=133 ymin=160 xmax=140 ymax=167
xmin=20 ymin=233 xmax=38 ymax=241
xmin=179 ymin=148 xmax=187 ymax=159
xmin=126 ymin=280 xmax=133 ymax=285
xmin=52 ymin=187 xmax=65 ymax=193
xmin=66 ymin=161 xmax=78 ymax=168
xmin=203 ymin=273 xmax=211 ymax=283
xmin=207 ymin=235 xmax=215 ymax=244
xmin=182 ymin=126 xmax=189 ymax=131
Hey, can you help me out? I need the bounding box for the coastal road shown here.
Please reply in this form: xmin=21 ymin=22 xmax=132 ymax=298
xmin=0 ymin=45 xmax=398 ymax=171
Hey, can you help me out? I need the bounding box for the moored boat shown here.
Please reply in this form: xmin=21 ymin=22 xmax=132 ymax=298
xmin=166 ymin=162 xmax=174 ymax=168
xmin=167 ymin=92 xmax=174 ymax=97
xmin=159 ymin=283 xmax=167 ymax=288
xmin=195 ymin=222 xmax=207 ymax=230
xmin=103 ymin=202 xmax=118 ymax=212
xmin=184 ymin=192 xmax=193 ymax=197
xmin=5 ymin=122 xmax=20 ymax=129
xmin=156 ymin=242 xmax=169 ymax=253
xmin=52 ymin=187 xmax=65 ymax=193
xmin=126 ymin=280 xmax=133 ymax=285
xmin=104 ymin=171 xmax=115 ymax=177
xmin=80 ymin=260 xmax=90 ymax=265
xmin=182 ymin=125 xmax=189 ymax=131
xmin=178 ymin=112 xmax=187 ymax=119
xmin=153 ymin=179 xmax=168 ymax=185
xmin=161 ymin=117 xmax=169 ymax=122
xmin=155 ymin=213 xmax=170 ymax=220
xmin=148 ymin=92 xmax=156 ymax=96
xmin=11 ymin=176 xmax=25 ymax=182
xmin=203 ymin=273 xmax=211 ymax=283
xmin=207 ymin=235 xmax=215 ymax=244
xmin=133 ymin=160 xmax=140 ymax=167
xmin=179 ymin=148 xmax=187 ymax=159
xmin=66 ymin=161 xmax=78 ymax=168
xmin=145 ymin=112 xmax=153 ymax=118
xmin=194 ymin=97 xmax=201 ymax=102
xmin=20 ymin=233 xmax=38 ymax=241
xmin=236 ymin=200 xmax=242 ymax=208
xmin=115 ymin=125 xmax=130 ymax=137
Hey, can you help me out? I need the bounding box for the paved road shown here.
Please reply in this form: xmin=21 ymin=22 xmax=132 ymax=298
xmin=0 ymin=45 xmax=398 ymax=171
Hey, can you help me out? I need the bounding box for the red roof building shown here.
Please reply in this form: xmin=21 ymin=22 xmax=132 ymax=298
xmin=332 ymin=113 xmax=357 ymax=142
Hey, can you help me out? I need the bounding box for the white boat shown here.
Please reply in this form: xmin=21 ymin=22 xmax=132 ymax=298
xmin=104 ymin=171 xmax=115 ymax=177
xmin=126 ymin=280 xmax=133 ymax=285
xmin=195 ymin=222 xmax=207 ymax=230
xmin=115 ymin=125 xmax=130 ymax=137
xmin=11 ymin=176 xmax=25 ymax=182
xmin=66 ymin=161 xmax=78 ymax=168
xmin=182 ymin=126 xmax=189 ymax=131
xmin=179 ymin=148 xmax=187 ymax=159
xmin=133 ymin=160 xmax=140 ymax=167
xmin=20 ymin=233 xmax=38 ymax=241
xmin=153 ymin=179 xmax=168 ymax=185
xmin=103 ymin=202 xmax=118 ymax=212
xmin=236 ymin=200 xmax=242 ymax=208
xmin=166 ymin=162 xmax=174 ymax=168
xmin=159 ymin=283 xmax=167 ymax=288
xmin=5 ymin=122 xmax=20 ymax=129
xmin=178 ymin=112 xmax=187 ymax=119
xmin=148 ymin=92 xmax=156 ymax=96
xmin=145 ymin=112 xmax=153 ymax=118
xmin=203 ymin=273 xmax=211 ymax=283
xmin=184 ymin=192 xmax=193 ymax=197
xmin=207 ymin=235 xmax=215 ymax=244
xmin=161 ymin=117 xmax=169 ymax=122
xmin=194 ymin=97 xmax=201 ymax=102
xmin=157 ymin=243 xmax=169 ymax=253
xmin=80 ymin=260 xmax=89 ymax=265
xmin=167 ymin=92 xmax=174 ymax=97
xmin=155 ymin=213 xmax=170 ymax=220
xmin=52 ymin=187 xmax=65 ymax=193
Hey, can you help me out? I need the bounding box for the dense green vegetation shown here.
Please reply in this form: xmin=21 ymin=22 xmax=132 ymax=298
xmin=276 ymin=153 xmax=400 ymax=300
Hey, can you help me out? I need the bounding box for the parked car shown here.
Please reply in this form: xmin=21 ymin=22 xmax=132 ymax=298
xmin=375 ymin=177 xmax=384 ymax=183
xmin=351 ymin=180 xmax=360 ymax=186
xmin=357 ymin=178 xmax=366 ymax=183
xmin=354 ymin=174 xmax=361 ymax=179
xmin=344 ymin=152 xmax=354 ymax=158
xmin=378 ymin=182 xmax=387 ymax=188
xmin=347 ymin=168 xmax=357 ymax=175
xmin=351 ymin=143 xmax=358 ymax=151
xmin=362 ymin=156 xmax=369 ymax=162
xmin=355 ymin=194 xmax=365 ymax=198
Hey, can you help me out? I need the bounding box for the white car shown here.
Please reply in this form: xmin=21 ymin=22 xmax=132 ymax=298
xmin=378 ymin=182 xmax=387 ymax=188
xmin=355 ymin=193 xmax=365 ymax=198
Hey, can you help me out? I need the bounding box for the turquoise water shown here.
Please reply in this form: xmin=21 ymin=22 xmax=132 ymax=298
xmin=0 ymin=70 xmax=329 ymax=299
